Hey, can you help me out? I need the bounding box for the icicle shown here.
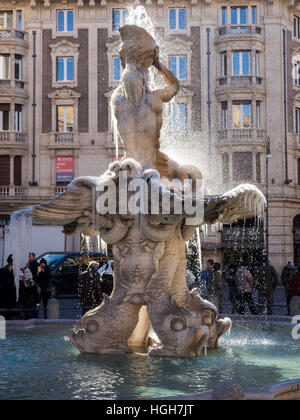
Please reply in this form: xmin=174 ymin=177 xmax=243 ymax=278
xmin=196 ymin=227 xmax=202 ymax=271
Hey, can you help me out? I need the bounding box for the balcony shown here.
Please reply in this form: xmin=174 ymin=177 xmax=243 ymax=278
xmin=216 ymin=25 xmax=264 ymax=42
xmin=0 ymin=186 xmax=27 ymax=198
xmin=49 ymin=132 xmax=80 ymax=149
xmin=218 ymin=75 xmax=263 ymax=87
xmin=55 ymin=186 xmax=68 ymax=196
xmin=0 ymin=29 xmax=28 ymax=47
xmin=217 ymin=128 xmax=265 ymax=146
xmin=0 ymin=79 xmax=26 ymax=90
xmin=0 ymin=131 xmax=27 ymax=147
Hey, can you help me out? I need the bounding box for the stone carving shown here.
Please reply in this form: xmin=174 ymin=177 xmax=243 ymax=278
xmin=29 ymin=25 xmax=266 ymax=356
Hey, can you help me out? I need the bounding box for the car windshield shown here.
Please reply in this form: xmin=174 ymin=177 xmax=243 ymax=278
xmin=37 ymin=254 xmax=67 ymax=269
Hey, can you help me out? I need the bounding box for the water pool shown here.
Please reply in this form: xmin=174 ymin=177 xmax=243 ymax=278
xmin=0 ymin=321 xmax=299 ymax=400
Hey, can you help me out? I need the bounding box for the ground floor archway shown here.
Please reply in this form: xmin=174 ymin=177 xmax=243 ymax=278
xmin=294 ymin=215 xmax=300 ymax=264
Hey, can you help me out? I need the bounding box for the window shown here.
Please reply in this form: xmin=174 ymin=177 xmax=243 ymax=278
xmin=232 ymin=51 xmax=250 ymax=75
xmin=169 ymin=56 xmax=187 ymax=80
xmin=233 ymin=102 xmax=251 ymax=128
xmin=256 ymin=101 xmax=261 ymax=129
xmin=294 ymin=16 xmax=300 ymax=39
xmin=0 ymin=104 xmax=10 ymax=131
xmin=57 ymin=57 xmax=74 ymax=82
xmin=294 ymin=62 xmax=300 ymax=86
xmin=14 ymin=105 xmax=22 ymax=132
xmin=0 ymin=11 xmax=13 ymax=30
xmin=0 ymin=55 xmax=10 ymax=80
xmin=113 ymin=9 xmax=129 ymax=32
xmin=255 ymin=51 xmax=260 ymax=76
xmin=256 ymin=153 xmax=261 ymax=183
xmin=0 ymin=156 xmax=10 ymax=186
xmin=57 ymin=106 xmax=74 ymax=132
xmin=57 ymin=10 xmax=74 ymax=33
xmin=222 ymin=7 xmax=227 ymax=26
xmin=233 ymin=152 xmax=252 ymax=181
xmin=231 ymin=7 xmax=247 ymax=25
xmin=14 ymin=156 xmax=22 ymax=187
xmin=15 ymin=55 xmax=22 ymax=81
xmin=296 ymin=108 xmax=300 ymax=134
xmin=113 ymin=57 xmax=122 ymax=81
xmin=221 ymin=52 xmax=228 ymax=77
xmin=17 ymin=10 xmax=23 ymax=31
xmin=171 ymin=103 xmax=186 ymax=131
xmin=222 ymin=154 xmax=230 ymax=183
xmin=252 ymin=6 xmax=257 ymax=25
xmin=169 ymin=8 xmax=186 ymax=30
xmin=221 ymin=102 xmax=228 ymax=129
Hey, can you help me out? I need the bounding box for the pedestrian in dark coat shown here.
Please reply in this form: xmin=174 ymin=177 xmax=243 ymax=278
xmin=18 ymin=268 xmax=40 ymax=320
xmin=0 ymin=255 xmax=16 ymax=319
xmin=79 ymin=261 xmax=103 ymax=316
xmin=26 ymin=252 xmax=39 ymax=282
xmin=252 ymin=255 xmax=278 ymax=315
xmin=36 ymin=258 xmax=52 ymax=319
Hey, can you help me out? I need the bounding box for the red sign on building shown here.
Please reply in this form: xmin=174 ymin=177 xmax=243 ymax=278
xmin=56 ymin=157 xmax=74 ymax=183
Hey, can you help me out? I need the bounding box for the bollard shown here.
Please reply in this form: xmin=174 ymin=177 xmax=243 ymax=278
xmin=47 ymin=298 xmax=60 ymax=320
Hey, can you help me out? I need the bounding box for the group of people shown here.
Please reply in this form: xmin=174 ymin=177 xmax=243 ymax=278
xmin=187 ymin=255 xmax=299 ymax=316
xmin=0 ymin=253 xmax=53 ymax=320
xmin=79 ymin=260 xmax=114 ymax=315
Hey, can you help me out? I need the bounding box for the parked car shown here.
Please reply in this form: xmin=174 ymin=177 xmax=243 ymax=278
xmin=37 ymin=252 xmax=112 ymax=296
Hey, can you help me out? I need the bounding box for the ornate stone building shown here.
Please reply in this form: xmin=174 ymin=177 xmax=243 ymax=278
xmin=0 ymin=0 xmax=299 ymax=273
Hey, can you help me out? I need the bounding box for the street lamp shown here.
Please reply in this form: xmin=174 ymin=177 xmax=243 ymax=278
xmin=265 ymin=136 xmax=272 ymax=258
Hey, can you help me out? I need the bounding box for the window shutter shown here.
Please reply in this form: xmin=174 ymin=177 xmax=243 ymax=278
xmin=0 ymin=155 xmax=10 ymax=186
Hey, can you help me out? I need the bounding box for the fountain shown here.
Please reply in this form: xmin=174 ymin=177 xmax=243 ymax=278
xmin=12 ymin=20 xmax=265 ymax=357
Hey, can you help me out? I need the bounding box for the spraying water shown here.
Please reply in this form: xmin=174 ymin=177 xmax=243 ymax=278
xmin=5 ymin=208 xmax=33 ymax=298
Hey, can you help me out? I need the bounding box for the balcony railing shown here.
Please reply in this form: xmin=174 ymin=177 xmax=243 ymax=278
xmin=0 ymin=186 xmax=27 ymax=198
xmin=216 ymin=25 xmax=264 ymax=40
xmin=55 ymin=132 xmax=74 ymax=144
xmin=0 ymin=29 xmax=26 ymax=41
xmin=217 ymin=128 xmax=265 ymax=143
xmin=55 ymin=186 xmax=68 ymax=195
xmin=0 ymin=131 xmax=26 ymax=144
xmin=218 ymin=75 xmax=263 ymax=88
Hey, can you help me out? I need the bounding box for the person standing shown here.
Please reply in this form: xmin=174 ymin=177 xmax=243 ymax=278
xmin=199 ymin=259 xmax=214 ymax=300
xmin=225 ymin=264 xmax=239 ymax=314
xmin=236 ymin=262 xmax=258 ymax=315
xmin=252 ymin=255 xmax=279 ymax=315
xmin=36 ymin=258 xmax=52 ymax=319
xmin=18 ymin=268 xmax=40 ymax=320
xmin=290 ymin=265 xmax=300 ymax=316
xmin=26 ymin=252 xmax=39 ymax=283
xmin=281 ymin=262 xmax=293 ymax=315
xmin=0 ymin=255 xmax=16 ymax=320
xmin=99 ymin=260 xmax=114 ymax=297
xmin=79 ymin=261 xmax=103 ymax=316
xmin=207 ymin=262 xmax=224 ymax=312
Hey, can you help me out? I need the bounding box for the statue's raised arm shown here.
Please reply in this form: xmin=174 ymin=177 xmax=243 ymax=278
xmin=152 ymin=48 xmax=180 ymax=103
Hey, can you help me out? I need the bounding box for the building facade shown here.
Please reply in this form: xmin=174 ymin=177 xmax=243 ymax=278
xmin=0 ymin=0 xmax=299 ymax=272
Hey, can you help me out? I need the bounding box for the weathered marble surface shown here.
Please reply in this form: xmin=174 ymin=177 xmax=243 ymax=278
xmin=30 ymin=25 xmax=266 ymax=356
